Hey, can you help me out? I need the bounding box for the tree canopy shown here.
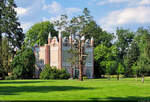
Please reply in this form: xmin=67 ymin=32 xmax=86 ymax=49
xmin=25 ymin=21 xmax=57 ymax=47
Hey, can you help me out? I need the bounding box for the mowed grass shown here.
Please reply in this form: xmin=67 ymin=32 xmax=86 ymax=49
xmin=0 ymin=77 xmax=150 ymax=101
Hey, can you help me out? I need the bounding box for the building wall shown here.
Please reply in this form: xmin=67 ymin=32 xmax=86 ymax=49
xmin=34 ymin=34 xmax=94 ymax=78
xmin=50 ymin=44 xmax=59 ymax=68
xmin=34 ymin=46 xmax=45 ymax=69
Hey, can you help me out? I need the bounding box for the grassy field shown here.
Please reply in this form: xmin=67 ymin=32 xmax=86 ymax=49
xmin=0 ymin=77 xmax=150 ymax=101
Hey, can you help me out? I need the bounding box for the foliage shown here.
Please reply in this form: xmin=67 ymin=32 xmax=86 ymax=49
xmin=25 ymin=21 xmax=57 ymax=47
xmin=0 ymin=0 xmax=24 ymax=50
xmin=115 ymin=28 xmax=134 ymax=60
xmin=82 ymin=21 xmax=114 ymax=47
xmin=11 ymin=47 xmax=35 ymax=79
xmin=131 ymin=63 xmax=139 ymax=77
xmin=117 ymin=63 xmax=124 ymax=75
xmin=94 ymin=44 xmax=118 ymax=77
xmin=0 ymin=38 xmax=12 ymax=78
xmin=54 ymin=8 xmax=113 ymax=47
xmin=5 ymin=75 xmax=16 ymax=80
xmin=137 ymin=54 xmax=150 ymax=76
xmin=124 ymin=41 xmax=140 ymax=77
xmin=0 ymin=0 xmax=24 ymax=79
xmin=40 ymin=65 xmax=70 ymax=79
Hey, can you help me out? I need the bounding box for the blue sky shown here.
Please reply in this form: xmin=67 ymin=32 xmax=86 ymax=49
xmin=14 ymin=0 xmax=150 ymax=33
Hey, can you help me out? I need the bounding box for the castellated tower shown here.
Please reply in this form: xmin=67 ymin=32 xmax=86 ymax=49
xmin=34 ymin=31 xmax=94 ymax=78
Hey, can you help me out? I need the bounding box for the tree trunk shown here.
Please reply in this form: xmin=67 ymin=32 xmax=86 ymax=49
xmin=141 ymin=74 xmax=144 ymax=83
xmin=79 ymin=41 xmax=83 ymax=81
xmin=108 ymin=74 xmax=110 ymax=80
xmin=70 ymin=67 xmax=73 ymax=79
xmin=79 ymin=61 xmax=83 ymax=81
xmin=117 ymin=74 xmax=119 ymax=80
xmin=135 ymin=74 xmax=138 ymax=82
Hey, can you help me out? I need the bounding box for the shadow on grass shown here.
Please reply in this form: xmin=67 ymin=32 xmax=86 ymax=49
xmin=0 ymin=80 xmax=52 ymax=84
xmin=89 ymin=96 xmax=150 ymax=102
xmin=0 ymin=86 xmax=93 ymax=95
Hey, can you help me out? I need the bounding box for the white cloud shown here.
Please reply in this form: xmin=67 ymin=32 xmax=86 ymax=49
xmin=15 ymin=7 xmax=29 ymax=16
xmin=42 ymin=1 xmax=81 ymax=16
xmin=97 ymin=0 xmax=150 ymax=5
xmin=97 ymin=0 xmax=134 ymax=5
xmin=139 ymin=0 xmax=150 ymax=5
xmin=99 ymin=6 xmax=150 ymax=32
xmin=42 ymin=17 xmax=49 ymax=21
xmin=42 ymin=1 xmax=61 ymax=14
xmin=65 ymin=8 xmax=82 ymax=15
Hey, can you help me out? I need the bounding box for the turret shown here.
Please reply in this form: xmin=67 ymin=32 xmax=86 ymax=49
xmin=69 ymin=35 xmax=72 ymax=44
xmin=48 ymin=32 xmax=52 ymax=44
xmin=91 ymin=37 xmax=94 ymax=78
xmin=58 ymin=30 xmax=62 ymax=69
xmin=91 ymin=37 xmax=94 ymax=47
xmin=45 ymin=44 xmax=50 ymax=65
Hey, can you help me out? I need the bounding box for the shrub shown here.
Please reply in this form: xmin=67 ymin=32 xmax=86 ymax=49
xmin=59 ymin=69 xmax=70 ymax=79
xmin=5 ymin=75 xmax=16 ymax=80
xmin=40 ymin=65 xmax=70 ymax=79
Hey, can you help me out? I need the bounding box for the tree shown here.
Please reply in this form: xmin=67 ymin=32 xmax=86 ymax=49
xmin=115 ymin=28 xmax=134 ymax=60
xmin=116 ymin=63 xmax=124 ymax=80
xmin=0 ymin=0 xmax=24 ymax=50
xmin=11 ymin=47 xmax=35 ymax=79
xmin=0 ymin=38 xmax=12 ymax=78
xmin=103 ymin=60 xmax=117 ymax=80
xmin=0 ymin=0 xmax=24 ymax=76
xmin=82 ymin=21 xmax=113 ymax=47
xmin=134 ymin=27 xmax=150 ymax=83
xmin=131 ymin=63 xmax=139 ymax=81
xmin=94 ymin=44 xmax=118 ymax=79
xmin=137 ymin=54 xmax=150 ymax=83
xmin=144 ymin=29 xmax=150 ymax=59
xmin=124 ymin=41 xmax=140 ymax=77
xmin=25 ymin=21 xmax=57 ymax=47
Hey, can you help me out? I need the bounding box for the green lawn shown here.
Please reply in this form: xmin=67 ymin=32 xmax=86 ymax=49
xmin=0 ymin=78 xmax=150 ymax=101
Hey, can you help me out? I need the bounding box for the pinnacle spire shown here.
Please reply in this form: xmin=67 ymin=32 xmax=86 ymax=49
xmin=48 ymin=32 xmax=52 ymax=38
xmin=91 ymin=37 xmax=93 ymax=41
xmin=59 ymin=30 xmax=62 ymax=38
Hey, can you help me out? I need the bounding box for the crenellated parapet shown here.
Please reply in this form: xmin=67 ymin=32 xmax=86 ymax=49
xmin=48 ymin=36 xmax=93 ymax=48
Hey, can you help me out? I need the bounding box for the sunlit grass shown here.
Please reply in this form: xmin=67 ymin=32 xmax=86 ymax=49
xmin=0 ymin=77 xmax=150 ymax=101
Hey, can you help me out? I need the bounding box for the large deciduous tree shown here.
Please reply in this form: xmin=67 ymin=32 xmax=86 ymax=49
xmin=124 ymin=41 xmax=140 ymax=77
xmin=25 ymin=21 xmax=57 ymax=47
xmin=94 ymin=44 xmax=118 ymax=78
xmin=115 ymin=28 xmax=134 ymax=60
xmin=135 ymin=27 xmax=150 ymax=83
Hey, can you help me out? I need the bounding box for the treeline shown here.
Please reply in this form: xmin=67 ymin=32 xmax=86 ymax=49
xmin=0 ymin=0 xmax=150 ymax=82
xmin=94 ymin=27 xmax=150 ymax=83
